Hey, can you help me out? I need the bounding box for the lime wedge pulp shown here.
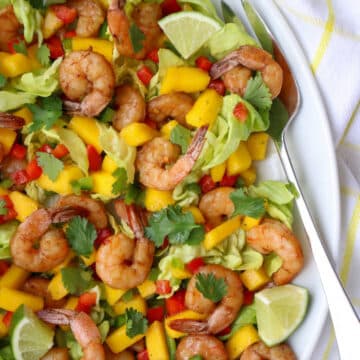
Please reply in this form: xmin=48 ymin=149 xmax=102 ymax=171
xmin=255 ymin=284 xmax=309 ymax=346
xmin=158 ymin=11 xmax=221 ymax=59
xmin=10 ymin=305 xmax=54 ymax=360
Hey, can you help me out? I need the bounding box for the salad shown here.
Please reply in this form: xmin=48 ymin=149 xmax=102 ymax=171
xmin=0 ymin=0 xmax=309 ymax=359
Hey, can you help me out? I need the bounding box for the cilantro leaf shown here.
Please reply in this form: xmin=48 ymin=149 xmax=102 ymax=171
xmin=0 ymin=199 xmax=8 ymax=216
xmin=13 ymin=41 xmax=28 ymax=55
xmin=230 ymin=188 xmax=266 ymax=218
xmin=124 ymin=182 xmax=144 ymax=205
xmin=145 ymin=205 xmax=205 ymax=247
xmin=29 ymin=0 xmax=66 ymax=8
xmin=183 ymin=182 xmax=201 ymax=195
xmin=112 ymin=167 xmax=128 ymax=195
xmin=66 ymin=216 xmax=97 ymax=257
xmin=36 ymin=152 xmax=64 ymax=181
xmin=71 ymin=177 xmax=93 ymax=195
xmin=36 ymin=44 xmax=50 ymax=67
xmin=195 ymin=273 xmax=228 ymax=302
xmin=129 ymin=23 xmax=145 ymax=53
xmin=61 ymin=267 xmax=94 ymax=295
xmin=98 ymin=107 xmax=115 ymax=123
xmin=99 ymin=20 xmax=110 ymax=40
xmin=0 ymin=74 xmax=6 ymax=88
xmin=124 ymin=308 xmax=148 ymax=338
xmin=244 ymin=73 xmax=272 ymax=110
xmin=267 ymin=98 xmax=289 ymax=144
xmin=170 ymin=125 xmax=192 ymax=154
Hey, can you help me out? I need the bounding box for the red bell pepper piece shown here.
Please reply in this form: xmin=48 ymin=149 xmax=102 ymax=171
xmin=2 ymin=311 xmax=13 ymax=327
xmin=199 ymin=174 xmax=216 ymax=194
xmin=233 ymin=102 xmax=248 ymax=122
xmin=144 ymin=118 xmax=157 ymax=130
xmin=218 ymin=326 xmax=231 ymax=336
xmin=87 ymin=145 xmax=102 ymax=172
xmin=38 ymin=144 xmax=53 ymax=154
xmin=45 ymin=36 xmax=64 ymax=59
xmin=94 ymin=227 xmax=113 ymax=248
xmin=52 ymin=144 xmax=69 ymax=159
xmin=204 ymin=222 xmax=214 ymax=233
xmin=137 ymin=350 xmax=149 ymax=360
xmin=243 ymin=289 xmax=254 ymax=305
xmin=137 ymin=65 xmax=153 ymax=86
xmin=208 ymin=79 xmax=226 ymax=96
xmin=165 ymin=289 xmax=186 ymax=316
xmin=195 ymin=56 xmax=212 ymax=72
xmin=161 ymin=0 xmax=181 ymax=15
xmin=0 ymin=260 xmax=9 ymax=276
xmin=146 ymin=49 xmax=159 ymax=63
xmin=75 ymin=292 xmax=97 ymax=313
xmin=186 ymin=257 xmax=205 ymax=274
xmin=64 ymin=30 xmax=77 ymax=38
xmin=51 ymin=5 xmax=77 ymax=24
xmin=10 ymin=144 xmax=27 ymax=159
xmin=0 ymin=195 xmax=17 ymax=225
xmin=146 ymin=306 xmax=165 ymax=323
xmin=155 ymin=280 xmax=172 ymax=295
xmin=26 ymin=158 xmax=43 ymax=180
xmin=219 ymin=174 xmax=238 ymax=187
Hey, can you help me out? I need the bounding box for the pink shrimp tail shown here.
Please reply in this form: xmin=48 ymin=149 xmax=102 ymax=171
xmin=0 ymin=112 xmax=25 ymax=129
xmin=169 ymin=319 xmax=210 ymax=334
xmin=186 ymin=125 xmax=208 ymax=161
xmin=37 ymin=309 xmax=77 ymax=325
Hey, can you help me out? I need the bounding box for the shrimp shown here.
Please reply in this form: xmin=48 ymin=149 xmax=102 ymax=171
xmin=112 ymin=84 xmax=146 ymax=131
xmin=176 ymin=335 xmax=228 ymax=360
xmin=222 ymin=66 xmax=252 ymax=97
xmin=246 ymin=219 xmax=304 ymax=285
xmin=169 ymin=264 xmax=243 ymax=334
xmin=96 ymin=201 xmax=154 ymax=289
xmin=55 ymin=195 xmax=109 ymax=229
xmin=147 ymin=93 xmax=194 ymax=126
xmin=107 ymin=0 xmax=162 ymax=59
xmin=105 ymin=346 xmax=135 ymax=360
xmin=38 ymin=309 xmax=105 ymax=360
xmin=40 ymin=348 xmax=70 ymax=360
xmin=136 ymin=126 xmax=207 ymax=191
xmin=199 ymin=187 xmax=234 ymax=226
xmin=240 ymin=341 xmax=297 ymax=360
xmin=10 ymin=207 xmax=80 ymax=272
xmin=210 ymin=45 xmax=283 ymax=99
xmin=60 ymin=50 xmax=115 ymax=117
xmin=0 ymin=5 xmax=21 ymax=52
xmin=68 ymin=0 xmax=105 ymax=38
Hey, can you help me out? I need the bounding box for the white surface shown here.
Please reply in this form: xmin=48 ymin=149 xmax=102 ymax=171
xmin=213 ymin=0 xmax=341 ymax=359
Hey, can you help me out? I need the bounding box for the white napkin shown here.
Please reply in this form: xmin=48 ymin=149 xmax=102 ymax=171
xmin=274 ymin=0 xmax=360 ymax=359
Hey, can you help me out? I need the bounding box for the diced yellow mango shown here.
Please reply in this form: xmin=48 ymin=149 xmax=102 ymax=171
xmin=170 ymin=266 xmax=192 ymax=280
xmin=80 ymin=248 xmax=96 ymax=266
xmin=0 ymin=265 xmax=29 ymax=289
xmin=203 ymin=215 xmax=242 ymax=250
xmin=98 ymin=0 xmax=110 ymax=9
xmin=113 ymin=295 xmax=147 ymax=316
xmin=104 ymin=285 xmax=126 ymax=306
xmin=186 ymin=89 xmax=222 ymax=127
xmin=240 ymin=167 xmax=256 ymax=186
xmin=226 ymin=324 xmax=260 ymax=359
xmin=9 ymin=191 xmax=38 ymax=222
xmin=0 ymin=314 xmax=8 ymax=338
xmin=0 ymin=129 xmax=17 ymax=155
xmin=0 ymin=52 xmax=33 ymax=77
xmin=13 ymin=106 xmax=33 ymax=125
xmin=227 ymin=142 xmax=252 ymax=176
xmin=120 ymin=123 xmax=158 ymax=147
xmin=137 ymin=279 xmax=156 ymax=298
xmin=106 ymin=325 xmax=145 ymax=353
xmin=210 ymin=162 xmax=226 ymax=182
xmin=64 ymin=296 xmax=79 ymax=310
xmin=0 ymin=287 xmax=44 ymax=312
xmin=144 ymin=188 xmax=175 ymax=212
xmin=239 ymin=267 xmax=270 ymax=291
xmin=160 ymin=120 xmax=178 ymax=139
xmin=160 ymin=67 xmax=210 ymax=95
xmin=0 ymin=188 xmax=8 ymax=195
xmin=27 ymin=44 xmax=42 ymax=70
xmin=165 ymin=310 xmax=207 ymax=338
xmin=184 ymin=206 xmax=205 ymax=224
xmin=91 ymin=171 xmax=116 ymax=197
xmin=48 ymin=272 xmax=69 ymax=300
xmin=72 ymin=38 xmax=113 ymax=63
xmin=146 ymin=321 xmax=169 ymax=360
xmin=51 ymin=251 xmax=75 ymax=274
xmin=42 ymin=8 xmax=64 ymax=39
xmin=102 ymin=155 xmax=118 ymax=174
xmin=37 ymin=165 xmax=84 ymax=195
xmin=247 ymin=132 xmax=269 ymax=161
xmin=69 ymin=116 xmax=102 ymax=152
xmin=241 ymin=216 xmax=261 ymax=231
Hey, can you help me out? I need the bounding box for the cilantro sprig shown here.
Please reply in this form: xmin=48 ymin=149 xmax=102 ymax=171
xmin=0 ymin=199 xmax=8 ymax=216
xmin=36 ymin=152 xmax=64 ymax=181
xmin=115 ymin=308 xmax=148 ymax=338
xmin=61 ymin=267 xmax=94 ymax=295
xmin=195 ymin=273 xmax=228 ymax=302
xmin=0 ymin=74 xmax=6 ymax=88
xmin=129 ymin=23 xmax=145 ymax=53
xmin=13 ymin=41 xmax=28 ymax=55
xmin=112 ymin=168 xmax=128 ymax=195
xmin=230 ymin=188 xmax=266 ymax=219
xmin=36 ymin=44 xmax=50 ymax=67
xmin=244 ymin=73 xmax=272 ymax=110
xmin=170 ymin=125 xmax=192 ymax=154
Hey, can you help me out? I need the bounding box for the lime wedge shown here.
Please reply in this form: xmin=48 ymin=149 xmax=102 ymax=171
xmin=255 ymin=284 xmax=309 ymax=346
xmin=158 ymin=11 xmax=221 ymax=59
xmin=10 ymin=305 xmax=54 ymax=360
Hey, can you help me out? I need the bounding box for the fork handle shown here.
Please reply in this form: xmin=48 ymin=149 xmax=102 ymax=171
xmin=279 ymin=141 xmax=360 ymax=360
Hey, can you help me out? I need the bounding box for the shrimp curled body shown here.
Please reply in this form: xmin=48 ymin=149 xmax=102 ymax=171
xmin=0 ymin=6 xmax=20 ymax=51
xmin=240 ymin=341 xmax=297 ymax=360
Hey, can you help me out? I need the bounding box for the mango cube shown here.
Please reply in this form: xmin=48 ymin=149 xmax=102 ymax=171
xmin=72 ymin=38 xmax=113 ymax=63
xmin=9 ymin=191 xmax=38 ymax=222
xmin=42 ymin=8 xmax=64 ymax=39
xmin=106 ymin=325 xmax=144 ymax=353
xmin=104 ymin=284 xmax=126 ymax=306
xmin=210 ymin=162 xmax=226 ymax=182
xmin=48 ymin=272 xmax=69 ymax=300
xmin=247 ymin=132 xmax=269 ymax=161
xmin=146 ymin=321 xmax=169 ymax=360
xmin=0 ymin=287 xmax=44 ymax=312
xmin=0 ymin=265 xmax=29 ymax=289
xmin=226 ymin=324 xmax=260 ymax=359
xmin=184 ymin=206 xmax=205 ymax=224
xmin=0 ymin=52 xmax=33 ymax=77
xmin=239 ymin=267 xmax=270 ymax=291
xmin=91 ymin=171 xmax=116 ymax=197
xmin=240 ymin=167 xmax=257 ymax=186
xmin=241 ymin=216 xmax=261 ymax=231
xmin=102 ymin=155 xmax=118 ymax=174
xmin=120 ymin=123 xmax=158 ymax=147
xmin=227 ymin=142 xmax=252 ymax=176
xmin=69 ymin=116 xmax=102 ymax=152
xmin=144 ymin=188 xmax=175 ymax=212
xmin=113 ymin=295 xmax=147 ymax=316
xmin=0 ymin=129 xmax=17 ymax=155
xmin=137 ymin=279 xmax=156 ymax=298
xmin=160 ymin=120 xmax=178 ymax=139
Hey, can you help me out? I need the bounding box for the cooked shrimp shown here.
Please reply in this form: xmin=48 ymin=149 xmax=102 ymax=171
xmin=55 ymin=195 xmax=109 ymax=229
xmin=246 ymin=219 xmax=304 ymax=285
xmin=0 ymin=112 xmax=25 ymax=129
xmin=210 ymin=45 xmax=283 ymax=99
xmin=176 ymin=335 xmax=228 ymax=360
xmin=170 ymin=264 xmax=243 ymax=334
xmin=96 ymin=202 xmax=154 ymax=289
xmin=112 ymin=84 xmax=146 ymax=131
xmin=147 ymin=93 xmax=194 ymax=126
xmin=60 ymin=50 xmax=115 ymax=117
xmin=199 ymin=187 xmax=234 ymax=226
xmin=107 ymin=0 xmax=162 ymax=59
xmin=240 ymin=341 xmax=296 ymax=360
xmin=10 ymin=207 xmax=80 ymax=272
xmin=0 ymin=5 xmax=21 ymax=52
xmin=105 ymin=346 xmax=135 ymax=360
xmin=40 ymin=348 xmax=70 ymax=360
xmin=68 ymin=0 xmax=105 ymax=38
xmin=222 ymin=66 xmax=252 ymax=97
xmin=38 ymin=309 xmax=105 ymax=360
xmin=136 ymin=126 xmax=207 ymax=191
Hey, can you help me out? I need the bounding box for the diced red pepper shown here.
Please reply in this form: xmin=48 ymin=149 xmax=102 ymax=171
xmin=243 ymin=289 xmax=254 ymax=305
xmin=137 ymin=350 xmax=149 ymax=360
xmin=10 ymin=144 xmax=27 ymax=160
xmin=161 ymin=0 xmax=181 ymax=15
xmin=137 ymin=65 xmax=153 ymax=86
xmin=219 ymin=174 xmax=238 ymax=187
xmin=75 ymin=292 xmax=97 ymax=313
xmin=45 ymin=36 xmax=64 ymax=59
xmin=160 ymin=237 xmax=169 ymax=250
xmin=94 ymin=227 xmax=113 ymax=248
xmin=199 ymin=174 xmax=216 ymax=194
xmin=146 ymin=49 xmax=159 ymax=63
xmin=38 ymin=144 xmax=53 ymax=154
xmin=204 ymin=222 xmax=214 ymax=233
xmin=2 ymin=311 xmax=13 ymax=328
xmin=11 ymin=170 xmax=29 ymax=185
xmin=144 ymin=118 xmax=157 ymax=130
xmin=233 ymin=102 xmax=249 ymax=122
xmin=208 ymin=79 xmax=226 ymax=96
xmin=87 ymin=145 xmax=102 ymax=172
xmin=52 ymin=144 xmax=69 ymax=159
xmin=0 ymin=260 xmax=9 ymax=276
xmin=0 ymin=195 xmax=17 ymax=225
xmin=218 ymin=326 xmax=231 ymax=336
xmin=26 ymin=158 xmax=43 ymax=180
xmin=146 ymin=305 xmax=165 ymax=323
xmin=186 ymin=257 xmax=205 ymax=274
xmin=155 ymin=280 xmax=172 ymax=295
xmin=64 ymin=30 xmax=77 ymax=38
xmin=7 ymin=37 xmax=22 ymax=54
xmin=195 ymin=56 xmax=212 ymax=72
xmin=51 ymin=5 xmax=77 ymax=24
xmin=165 ymin=289 xmax=186 ymax=316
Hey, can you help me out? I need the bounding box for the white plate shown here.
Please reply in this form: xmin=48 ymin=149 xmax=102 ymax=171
xmin=212 ymin=0 xmax=341 ymax=358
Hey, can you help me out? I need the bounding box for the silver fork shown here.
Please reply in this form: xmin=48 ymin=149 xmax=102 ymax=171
xmin=239 ymin=1 xmax=360 ymax=358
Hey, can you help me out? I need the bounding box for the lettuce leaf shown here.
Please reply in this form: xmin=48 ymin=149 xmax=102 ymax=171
xmin=178 ymin=0 xmax=223 ymax=24
xmin=172 ymin=172 xmax=201 ymax=207
xmin=263 ymin=253 xmax=283 ymax=277
xmin=0 ymin=91 xmax=36 ymax=112
xmin=0 ymin=221 xmax=18 ymax=259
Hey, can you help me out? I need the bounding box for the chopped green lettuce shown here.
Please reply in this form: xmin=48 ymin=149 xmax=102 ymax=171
xmin=24 ymin=181 xmax=48 ymax=205
xmin=178 ymin=0 xmax=223 ymax=24
xmin=263 ymin=253 xmax=283 ymax=277
xmin=0 ymin=91 xmax=36 ymax=112
xmin=0 ymin=221 xmax=18 ymax=259
xmin=172 ymin=172 xmax=201 ymax=207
